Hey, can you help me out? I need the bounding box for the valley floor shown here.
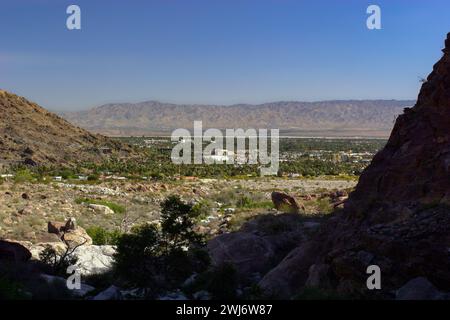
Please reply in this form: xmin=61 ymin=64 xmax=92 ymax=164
xmin=0 ymin=177 xmax=356 ymax=243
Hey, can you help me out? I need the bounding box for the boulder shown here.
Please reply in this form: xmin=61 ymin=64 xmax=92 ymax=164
xmin=208 ymin=232 xmax=275 ymax=278
xmin=88 ymin=204 xmax=114 ymax=215
xmin=29 ymin=242 xmax=68 ymax=260
xmin=73 ymin=245 xmax=116 ymax=276
xmin=396 ymin=277 xmax=447 ymax=300
xmin=64 ymin=218 xmax=77 ymax=231
xmin=0 ymin=240 xmax=32 ymax=263
xmin=47 ymin=221 xmax=66 ymax=235
xmin=92 ymin=285 xmax=123 ymax=300
xmin=258 ymin=241 xmax=317 ymax=299
xmin=48 ymin=218 xmax=92 ymax=247
xmin=40 ymin=274 xmax=95 ymax=297
xmin=62 ymin=228 xmax=93 ymax=247
xmin=271 ymin=192 xmax=303 ymax=213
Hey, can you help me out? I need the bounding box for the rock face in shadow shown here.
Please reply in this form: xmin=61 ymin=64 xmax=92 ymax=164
xmin=259 ymin=33 xmax=450 ymax=299
xmin=207 ymin=214 xmax=318 ymax=282
xmin=350 ymin=32 xmax=450 ymax=209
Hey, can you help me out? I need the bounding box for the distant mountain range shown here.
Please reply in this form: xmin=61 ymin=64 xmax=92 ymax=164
xmin=61 ymin=100 xmax=415 ymax=137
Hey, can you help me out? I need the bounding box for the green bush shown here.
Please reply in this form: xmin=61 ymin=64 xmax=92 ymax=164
xmin=192 ymin=200 xmax=213 ymax=221
xmin=87 ymin=174 xmax=99 ymax=181
xmin=14 ymin=169 xmax=34 ymax=183
xmin=86 ymin=226 xmax=121 ymax=245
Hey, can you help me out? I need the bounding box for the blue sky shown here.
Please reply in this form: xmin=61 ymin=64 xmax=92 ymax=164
xmin=1 ymin=0 xmax=449 ymax=110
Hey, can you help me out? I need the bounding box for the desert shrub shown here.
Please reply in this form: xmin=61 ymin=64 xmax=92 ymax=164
xmin=39 ymin=246 xmax=78 ymax=277
xmin=13 ymin=169 xmax=34 ymax=183
xmin=192 ymin=199 xmax=213 ymax=221
xmin=113 ymin=196 xmax=209 ymax=297
xmin=87 ymin=174 xmax=99 ymax=181
xmin=56 ymin=169 xmax=75 ymax=180
xmin=236 ymin=195 xmax=253 ymax=208
xmin=317 ymin=198 xmax=333 ymax=214
xmin=86 ymin=226 xmax=122 ymax=245
xmin=212 ymin=189 xmax=237 ymax=206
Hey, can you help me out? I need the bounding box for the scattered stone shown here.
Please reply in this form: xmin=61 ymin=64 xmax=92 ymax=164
xmin=88 ymin=203 xmax=115 ymax=215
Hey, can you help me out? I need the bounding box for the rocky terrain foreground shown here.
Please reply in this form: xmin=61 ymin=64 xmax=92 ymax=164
xmin=0 ymin=177 xmax=352 ymax=300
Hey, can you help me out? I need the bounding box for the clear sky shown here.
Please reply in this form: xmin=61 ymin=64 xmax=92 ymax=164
xmin=1 ymin=0 xmax=450 ymax=111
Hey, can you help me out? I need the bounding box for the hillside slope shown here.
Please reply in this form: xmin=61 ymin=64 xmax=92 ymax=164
xmin=0 ymin=90 xmax=133 ymax=168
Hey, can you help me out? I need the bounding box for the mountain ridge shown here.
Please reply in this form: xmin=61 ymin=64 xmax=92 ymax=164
xmin=62 ymin=99 xmax=415 ymax=137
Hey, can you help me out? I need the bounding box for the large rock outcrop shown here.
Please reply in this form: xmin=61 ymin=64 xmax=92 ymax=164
xmin=349 ymin=32 xmax=450 ymax=209
xmin=260 ymin=32 xmax=450 ymax=299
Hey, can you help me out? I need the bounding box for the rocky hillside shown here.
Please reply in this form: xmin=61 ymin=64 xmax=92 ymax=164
xmin=62 ymin=100 xmax=414 ymax=137
xmin=0 ymin=90 xmax=134 ymax=168
xmin=211 ymin=33 xmax=450 ymax=300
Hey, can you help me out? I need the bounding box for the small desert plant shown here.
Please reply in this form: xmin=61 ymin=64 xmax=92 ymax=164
xmin=86 ymin=226 xmax=122 ymax=245
xmin=39 ymin=246 xmax=79 ymax=277
xmin=14 ymin=169 xmax=34 ymax=183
